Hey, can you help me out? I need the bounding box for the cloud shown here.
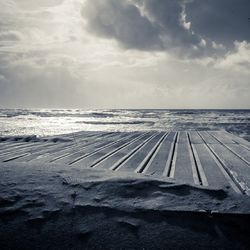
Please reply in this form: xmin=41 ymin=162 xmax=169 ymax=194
xmin=82 ymin=0 xmax=250 ymax=58
xmin=82 ymin=0 xmax=207 ymax=56
xmin=0 ymin=31 xmax=23 ymax=42
xmin=0 ymin=44 xmax=249 ymax=109
xmin=214 ymin=41 xmax=250 ymax=73
xmin=15 ymin=0 xmax=64 ymax=10
xmin=0 ymin=55 xmax=88 ymax=108
xmin=0 ymin=0 xmax=249 ymax=109
xmin=185 ymin=0 xmax=250 ymax=47
xmin=82 ymin=0 xmax=163 ymax=51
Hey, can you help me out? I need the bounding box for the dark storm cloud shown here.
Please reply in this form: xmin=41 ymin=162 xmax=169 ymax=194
xmin=83 ymin=0 xmax=250 ymax=56
xmin=134 ymin=0 xmax=200 ymax=47
xmin=82 ymin=0 xmax=164 ymax=51
xmin=82 ymin=0 xmax=202 ymax=52
xmin=185 ymin=0 xmax=250 ymax=47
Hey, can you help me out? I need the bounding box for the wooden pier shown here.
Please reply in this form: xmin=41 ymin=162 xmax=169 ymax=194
xmin=1 ymin=130 xmax=250 ymax=195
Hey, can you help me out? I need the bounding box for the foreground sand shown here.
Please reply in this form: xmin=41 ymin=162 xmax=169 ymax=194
xmin=1 ymin=161 xmax=250 ymax=250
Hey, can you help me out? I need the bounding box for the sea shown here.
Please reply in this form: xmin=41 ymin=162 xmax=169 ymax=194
xmin=0 ymin=109 xmax=249 ymax=141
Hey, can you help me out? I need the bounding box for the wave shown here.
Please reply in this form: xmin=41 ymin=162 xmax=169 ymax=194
xmin=0 ymin=135 xmax=73 ymax=143
xmin=0 ymin=109 xmax=250 ymax=141
xmin=75 ymin=121 xmax=155 ymax=126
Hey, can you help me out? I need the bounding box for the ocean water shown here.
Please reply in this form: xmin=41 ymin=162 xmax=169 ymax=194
xmin=0 ymin=109 xmax=249 ymax=141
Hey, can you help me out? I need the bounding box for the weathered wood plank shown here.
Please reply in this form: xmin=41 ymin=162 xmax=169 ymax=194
xmin=89 ymin=133 xmax=148 ymax=168
xmin=135 ymin=132 xmax=169 ymax=173
xmin=0 ymin=142 xmax=53 ymax=157
xmin=222 ymin=144 xmax=250 ymax=164
xmin=204 ymin=142 xmax=250 ymax=194
xmin=1 ymin=130 xmax=250 ymax=196
xmin=56 ymin=133 xmax=131 ymax=165
xmin=189 ymin=142 xmax=208 ymax=186
xmin=0 ymin=143 xmax=57 ymax=162
xmin=143 ymin=132 xmax=176 ymax=176
xmin=96 ymin=133 xmax=154 ymax=170
xmin=0 ymin=141 xmax=44 ymax=155
xmin=172 ymin=132 xmax=195 ymax=184
xmin=71 ymin=133 xmax=142 ymax=167
xmin=198 ymin=131 xmax=220 ymax=144
xmin=115 ymin=132 xmax=165 ymax=172
xmin=109 ymin=133 xmax=157 ymax=171
xmin=188 ymin=131 xmax=204 ymax=144
xmin=208 ymin=131 xmax=237 ymax=144
xmin=193 ymin=143 xmax=236 ymax=190
xmin=223 ymin=132 xmax=250 ymax=149
xmin=0 ymin=141 xmax=29 ymax=150
xmin=13 ymin=142 xmax=74 ymax=162
xmin=31 ymin=132 xmax=122 ymax=163
xmin=31 ymin=133 xmax=118 ymax=162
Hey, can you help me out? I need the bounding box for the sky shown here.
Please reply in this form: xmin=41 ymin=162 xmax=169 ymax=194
xmin=0 ymin=0 xmax=249 ymax=109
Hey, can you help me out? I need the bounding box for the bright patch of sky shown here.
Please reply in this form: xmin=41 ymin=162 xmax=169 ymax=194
xmin=0 ymin=0 xmax=249 ymax=108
